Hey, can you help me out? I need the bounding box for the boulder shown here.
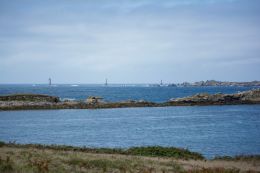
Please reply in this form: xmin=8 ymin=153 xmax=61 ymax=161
xmin=239 ymin=89 xmax=260 ymax=102
xmin=86 ymin=96 xmax=103 ymax=104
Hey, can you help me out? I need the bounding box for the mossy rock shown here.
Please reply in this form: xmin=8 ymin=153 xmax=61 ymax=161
xmin=0 ymin=94 xmax=60 ymax=102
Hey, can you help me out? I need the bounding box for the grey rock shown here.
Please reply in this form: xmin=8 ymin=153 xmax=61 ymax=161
xmin=86 ymin=96 xmax=103 ymax=104
xmin=169 ymin=89 xmax=260 ymax=104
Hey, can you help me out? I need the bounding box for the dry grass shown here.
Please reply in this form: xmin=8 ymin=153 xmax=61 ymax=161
xmin=0 ymin=142 xmax=204 ymax=160
xmin=0 ymin=145 xmax=260 ymax=173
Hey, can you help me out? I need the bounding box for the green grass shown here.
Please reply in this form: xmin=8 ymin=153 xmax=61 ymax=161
xmin=0 ymin=141 xmax=204 ymax=160
xmin=126 ymin=146 xmax=204 ymax=160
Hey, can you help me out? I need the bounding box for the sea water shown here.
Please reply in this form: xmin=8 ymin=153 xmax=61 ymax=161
xmin=0 ymin=84 xmax=258 ymax=102
xmin=0 ymin=106 xmax=260 ymax=158
xmin=0 ymin=85 xmax=260 ymax=158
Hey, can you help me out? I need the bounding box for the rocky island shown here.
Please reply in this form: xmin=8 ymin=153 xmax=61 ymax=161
xmin=0 ymin=89 xmax=260 ymax=110
xmin=167 ymin=89 xmax=260 ymax=106
xmin=150 ymin=80 xmax=260 ymax=87
xmin=176 ymin=80 xmax=260 ymax=87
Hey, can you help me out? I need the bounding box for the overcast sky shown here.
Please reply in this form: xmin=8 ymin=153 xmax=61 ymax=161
xmin=0 ymin=0 xmax=260 ymax=84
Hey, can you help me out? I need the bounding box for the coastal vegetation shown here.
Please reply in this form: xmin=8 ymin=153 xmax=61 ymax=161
xmin=0 ymin=141 xmax=259 ymax=173
xmin=0 ymin=142 xmax=204 ymax=160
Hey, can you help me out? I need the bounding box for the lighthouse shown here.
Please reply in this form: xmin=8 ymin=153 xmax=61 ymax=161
xmin=105 ymin=78 xmax=108 ymax=86
xmin=49 ymin=78 xmax=52 ymax=86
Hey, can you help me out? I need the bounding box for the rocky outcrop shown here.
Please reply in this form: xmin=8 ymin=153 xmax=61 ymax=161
xmin=0 ymin=89 xmax=260 ymax=110
xmin=168 ymin=89 xmax=260 ymax=105
xmin=0 ymin=94 xmax=60 ymax=102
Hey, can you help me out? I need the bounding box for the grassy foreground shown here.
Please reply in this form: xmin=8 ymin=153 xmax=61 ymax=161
xmin=0 ymin=142 xmax=260 ymax=173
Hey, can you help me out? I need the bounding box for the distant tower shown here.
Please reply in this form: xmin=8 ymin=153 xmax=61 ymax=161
xmin=49 ymin=78 xmax=52 ymax=86
xmin=105 ymin=78 xmax=108 ymax=86
xmin=160 ymin=80 xmax=163 ymax=85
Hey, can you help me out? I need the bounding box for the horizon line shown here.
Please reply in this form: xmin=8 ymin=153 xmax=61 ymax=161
xmin=0 ymin=80 xmax=260 ymax=85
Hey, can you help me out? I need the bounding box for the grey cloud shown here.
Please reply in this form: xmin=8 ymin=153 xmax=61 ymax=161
xmin=0 ymin=0 xmax=259 ymax=83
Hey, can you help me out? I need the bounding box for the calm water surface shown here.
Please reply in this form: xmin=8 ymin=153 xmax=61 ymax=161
xmin=0 ymin=105 xmax=260 ymax=158
xmin=0 ymin=84 xmax=259 ymax=102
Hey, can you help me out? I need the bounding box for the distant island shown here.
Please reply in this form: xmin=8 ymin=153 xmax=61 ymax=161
xmin=150 ymin=80 xmax=260 ymax=87
xmin=0 ymin=89 xmax=260 ymax=110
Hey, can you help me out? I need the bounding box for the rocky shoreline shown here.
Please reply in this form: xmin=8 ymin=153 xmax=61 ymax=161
xmin=0 ymin=89 xmax=260 ymax=110
xmin=167 ymin=89 xmax=260 ymax=106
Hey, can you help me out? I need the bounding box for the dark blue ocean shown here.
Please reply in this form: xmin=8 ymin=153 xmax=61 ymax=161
xmin=0 ymin=85 xmax=260 ymax=158
xmin=0 ymin=84 xmax=259 ymax=102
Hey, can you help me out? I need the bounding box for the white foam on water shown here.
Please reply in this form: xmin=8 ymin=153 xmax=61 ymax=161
xmin=61 ymin=98 xmax=76 ymax=101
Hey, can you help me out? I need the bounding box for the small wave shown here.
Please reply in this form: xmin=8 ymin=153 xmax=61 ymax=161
xmin=71 ymin=84 xmax=79 ymax=87
xmin=61 ymin=98 xmax=76 ymax=101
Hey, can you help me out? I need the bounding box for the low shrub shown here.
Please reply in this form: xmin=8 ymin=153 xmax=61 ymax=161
xmin=127 ymin=146 xmax=204 ymax=160
xmin=0 ymin=156 xmax=14 ymax=173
